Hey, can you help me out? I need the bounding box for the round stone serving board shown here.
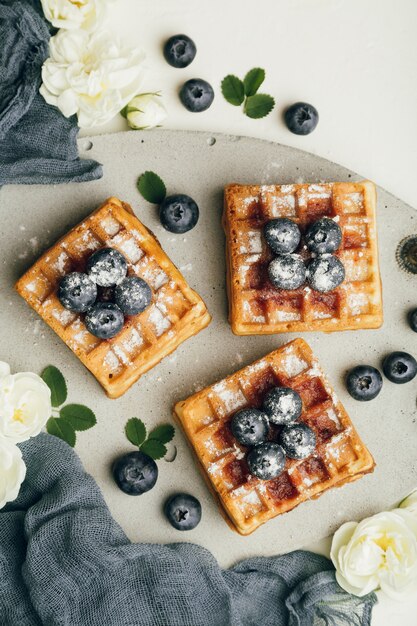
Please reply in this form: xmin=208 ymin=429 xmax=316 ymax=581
xmin=1 ymin=129 xmax=416 ymax=568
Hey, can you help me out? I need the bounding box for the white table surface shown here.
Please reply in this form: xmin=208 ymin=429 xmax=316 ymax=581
xmin=82 ymin=0 xmax=417 ymax=622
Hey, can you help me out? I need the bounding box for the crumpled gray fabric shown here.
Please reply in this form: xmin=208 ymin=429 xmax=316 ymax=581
xmin=0 ymin=0 xmax=102 ymax=186
xmin=0 ymin=433 xmax=377 ymax=626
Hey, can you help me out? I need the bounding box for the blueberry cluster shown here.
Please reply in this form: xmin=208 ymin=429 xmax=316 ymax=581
xmin=57 ymin=247 xmax=152 ymax=340
xmin=231 ymin=386 xmax=316 ymax=481
xmin=264 ymin=217 xmax=345 ymax=293
xmin=346 ymin=351 xmax=417 ymax=401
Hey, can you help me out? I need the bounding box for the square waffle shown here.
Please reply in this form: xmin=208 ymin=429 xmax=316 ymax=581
xmin=16 ymin=197 xmax=211 ymax=399
xmin=175 ymin=338 xmax=374 ymax=535
xmin=223 ymin=181 xmax=383 ymax=335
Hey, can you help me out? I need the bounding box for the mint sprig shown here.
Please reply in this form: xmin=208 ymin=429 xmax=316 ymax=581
xmin=125 ymin=417 xmax=147 ymax=447
xmin=243 ymin=67 xmax=265 ymax=97
xmin=137 ymin=171 xmax=167 ymax=204
xmin=123 ymin=417 xmax=175 ymax=461
xmin=221 ymin=67 xmax=275 ymax=119
xmin=244 ymin=93 xmax=275 ymax=119
xmin=41 ymin=365 xmax=67 ymax=407
xmin=221 ymin=75 xmax=245 ymax=106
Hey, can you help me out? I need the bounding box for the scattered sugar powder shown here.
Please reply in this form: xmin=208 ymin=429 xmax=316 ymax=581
xmin=212 ymin=381 xmax=247 ymax=414
xmin=52 ymin=252 xmax=69 ymax=275
xmin=276 ymin=311 xmax=300 ymax=322
xmin=104 ymin=350 xmax=120 ymax=371
xmin=243 ymin=491 xmax=262 ymax=506
xmin=347 ymin=292 xmax=368 ymax=315
xmin=247 ymin=231 xmax=263 ymax=254
xmin=281 ymin=348 xmax=308 ymax=377
xmin=122 ymin=329 xmax=144 ymax=353
xmin=112 ymin=346 xmax=131 ymax=366
xmin=148 ymin=305 xmax=171 ymax=337
xmin=113 ymin=236 xmax=143 ymax=264
xmin=102 ymin=216 xmax=121 ymax=236
xmin=242 ymin=195 xmax=259 ymax=207
xmin=326 ymin=408 xmax=341 ymax=428
xmin=232 ymin=444 xmax=246 ymax=460
xmin=52 ymin=308 xmax=76 ymax=326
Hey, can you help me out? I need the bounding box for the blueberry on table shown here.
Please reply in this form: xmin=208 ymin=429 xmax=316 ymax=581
xmin=179 ymin=79 xmax=214 ymax=112
xmin=278 ymin=423 xmax=316 ymax=460
xmin=164 ymin=493 xmax=202 ymax=530
xmin=284 ymin=102 xmax=319 ymax=135
xmin=263 ymin=218 xmax=301 ymax=254
xmin=262 ymin=387 xmax=303 ymax=425
xmin=58 ymin=272 xmax=97 ymax=313
xmin=163 ymin=34 xmax=196 ymax=68
xmin=85 ymin=302 xmax=124 ymax=339
xmin=306 ymin=254 xmax=345 ymax=292
xmin=115 ymin=276 xmax=152 ymax=315
xmin=382 ymin=352 xmax=417 ymax=384
xmin=247 ymin=442 xmax=286 ymax=480
xmin=231 ymin=408 xmax=270 ymax=447
xmin=346 ymin=365 xmax=383 ymax=401
xmin=159 ymin=194 xmax=199 ymax=234
xmin=113 ymin=451 xmax=158 ymax=495
xmin=86 ymin=248 xmax=127 ymax=287
xmin=408 ymin=309 xmax=417 ymax=333
xmin=268 ymin=254 xmax=306 ymax=290
xmin=305 ymin=218 xmax=342 ymax=254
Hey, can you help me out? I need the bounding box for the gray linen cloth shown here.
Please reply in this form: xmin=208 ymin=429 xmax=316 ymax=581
xmin=0 ymin=433 xmax=377 ymax=625
xmin=0 ymin=0 xmax=102 ymax=185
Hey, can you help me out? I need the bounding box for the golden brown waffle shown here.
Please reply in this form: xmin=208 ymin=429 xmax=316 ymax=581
xmin=16 ymin=198 xmax=211 ymax=399
xmin=223 ymin=181 xmax=383 ymax=335
xmin=175 ymin=339 xmax=374 ymax=535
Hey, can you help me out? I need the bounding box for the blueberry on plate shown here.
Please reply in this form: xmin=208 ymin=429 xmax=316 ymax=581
xmin=305 ymin=218 xmax=342 ymax=255
xmin=113 ymin=451 xmax=158 ymax=495
xmin=263 ymin=218 xmax=301 ymax=254
xmin=247 ymin=442 xmax=286 ymax=480
xmin=382 ymin=351 xmax=417 ymax=384
xmin=164 ymin=493 xmax=202 ymax=531
xmin=263 ymin=387 xmax=303 ymax=425
xmin=58 ymin=272 xmax=97 ymax=313
xmin=159 ymin=194 xmax=199 ymax=234
xmin=231 ymin=408 xmax=270 ymax=447
xmin=86 ymin=248 xmax=127 ymax=287
xmin=408 ymin=309 xmax=417 ymax=333
xmin=306 ymin=254 xmax=345 ymax=292
xmin=114 ymin=277 xmax=152 ymax=315
xmin=278 ymin=423 xmax=316 ymax=460
xmin=85 ymin=302 xmax=124 ymax=339
xmin=284 ymin=102 xmax=319 ymax=136
xmin=346 ymin=365 xmax=383 ymax=401
xmin=179 ymin=78 xmax=214 ymax=113
xmin=268 ymin=254 xmax=306 ymax=290
xmin=163 ymin=34 xmax=196 ymax=68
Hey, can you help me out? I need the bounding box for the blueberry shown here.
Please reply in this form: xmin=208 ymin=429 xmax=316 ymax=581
xmin=307 ymin=254 xmax=345 ymax=292
xmin=346 ymin=365 xmax=383 ymax=401
xmin=268 ymin=255 xmax=306 ymax=290
xmin=284 ymin=102 xmax=319 ymax=136
xmin=57 ymin=272 xmax=97 ymax=313
xmin=114 ymin=277 xmax=152 ymax=315
xmin=164 ymin=493 xmax=202 ymax=531
xmin=85 ymin=302 xmax=124 ymax=339
xmin=112 ymin=451 xmax=158 ymax=495
xmin=263 ymin=218 xmax=301 ymax=254
xmin=278 ymin=423 xmax=316 ymax=460
xmin=305 ymin=218 xmax=342 ymax=254
xmin=382 ymin=351 xmax=417 ymax=384
xmin=163 ymin=34 xmax=196 ymax=68
xmin=159 ymin=194 xmax=199 ymax=234
xmin=408 ymin=309 xmax=417 ymax=333
xmin=247 ymin=442 xmax=286 ymax=480
xmin=179 ymin=79 xmax=214 ymax=113
xmin=263 ymin=387 xmax=303 ymax=425
xmin=86 ymin=248 xmax=127 ymax=287
xmin=231 ymin=408 xmax=270 ymax=447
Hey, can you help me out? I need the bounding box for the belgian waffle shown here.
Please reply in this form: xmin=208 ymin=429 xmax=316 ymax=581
xmin=16 ymin=198 xmax=211 ymax=398
xmin=175 ymin=339 xmax=374 ymax=535
xmin=223 ymin=181 xmax=383 ymax=335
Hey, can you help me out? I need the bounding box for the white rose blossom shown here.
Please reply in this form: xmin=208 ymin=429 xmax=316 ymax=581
xmin=331 ymin=509 xmax=417 ymax=599
xmin=0 ymin=438 xmax=26 ymax=510
xmin=125 ymin=93 xmax=167 ymax=130
xmin=40 ymin=29 xmax=146 ymax=129
xmin=40 ymin=0 xmax=110 ymax=31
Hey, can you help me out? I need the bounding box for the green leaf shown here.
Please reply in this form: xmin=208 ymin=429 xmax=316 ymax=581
xmin=46 ymin=417 xmax=76 ymax=447
xmin=41 ymin=366 xmax=67 ymax=407
xmin=148 ymin=424 xmax=175 ymax=444
xmin=137 ymin=171 xmax=167 ymax=204
xmin=125 ymin=417 xmax=147 ymax=447
xmin=243 ymin=67 xmax=265 ymax=97
xmin=244 ymin=93 xmax=275 ymax=119
xmin=60 ymin=404 xmax=96 ymax=431
xmin=140 ymin=439 xmax=167 ymax=460
xmin=120 ymin=104 xmax=129 ymax=119
xmin=221 ymin=75 xmax=245 ymax=106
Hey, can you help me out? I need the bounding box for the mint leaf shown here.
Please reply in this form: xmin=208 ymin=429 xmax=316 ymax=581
xmin=41 ymin=366 xmax=67 ymax=407
xmin=244 ymin=93 xmax=275 ymax=119
xmin=243 ymin=68 xmax=265 ymax=97
xmin=148 ymin=424 xmax=175 ymax=444
xmin=140 ymin=439 xmax=167 ymax=460
xmin=46 ymin=417 xmax=76 ymax=447
xmin=60 ymin=404 xmax=96 ymax=431
xmin=221 ymin=75 xmax=245 ymax=106
xmin=137 ymin=171 xmax=167 ymax=204
xmin=125 ymin=417 xmax=147 ymax=447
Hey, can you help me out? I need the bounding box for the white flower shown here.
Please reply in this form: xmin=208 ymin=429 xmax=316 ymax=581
xmin=0 ymin=362 xmax=51 ymax=444
xmin=400 ymin=489 xmax=417 ymax=516
xmin=331 ymin=509 xmax=417 ymax=599
xmin=0 ymin=438 xmax=26 ymax=509
xmin=40 ymin=29 xmax=146 ymax=129
xmin=40 ymin=0 xmax=110 ymax=31
xmin=125 ymin=93 xmax=167 ymax=130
